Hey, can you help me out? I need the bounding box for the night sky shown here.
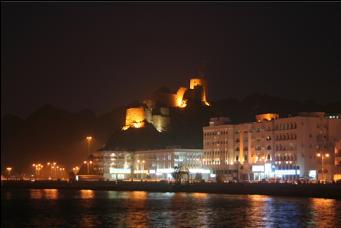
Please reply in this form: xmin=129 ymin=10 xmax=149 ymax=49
xmin=2 ymin=2 xmax=341 ymax=118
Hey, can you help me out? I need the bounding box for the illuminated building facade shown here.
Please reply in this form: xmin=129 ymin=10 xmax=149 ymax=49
xmin=334 ymin=140 xmax=341 ymax=182
xmin=90 ymin=149 xmax=210 ymax=181
xmin=122 ymin=77 xmax=209 ymax=132
xmin=203 ymin=112 xmax=341 ymax=182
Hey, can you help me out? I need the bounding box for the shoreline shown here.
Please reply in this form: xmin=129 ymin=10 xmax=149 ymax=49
xmin=2 ymin=181 xmax=341 ymax=199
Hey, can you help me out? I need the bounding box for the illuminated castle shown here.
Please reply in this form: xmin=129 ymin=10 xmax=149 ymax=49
xmin=122 ymin=77 xmax=210 ymax=132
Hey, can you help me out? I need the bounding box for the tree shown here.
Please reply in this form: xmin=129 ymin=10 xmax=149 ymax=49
xmin=172 ymin=165 xmax=190 ymax=184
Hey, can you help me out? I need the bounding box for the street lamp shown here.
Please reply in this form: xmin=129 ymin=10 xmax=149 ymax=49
xmin=84 ymin=161 xmax=89 ymax=174
xmin=86 ymin=136 xmax=93 ymax=157
xmin=142 ymin=160 xmax=145 ymax=180
xmin=59 ymin=167 xmax=64 ymax=179
xmin=236 ymin=156 xmax=240 ymax=182
xmin=73 ymin=166 xmax=80 ymax=174
xmin=89 ymin=161 xmax=93 ymax=174
xmin=6 ymin=167 xmax=12 ymax=180
xmin=137 ymin=160 xmax=140 ymax=180
xmin=32 ymin=163 xmax=43 ymax=179
xmin=32 ymin=164 xmax=37 ymax=177
xmin=316 ymin=153 xmax=330 ymax=183
xmin=47 ymin=162 xmax=52 ymax=179
xmin=51 ymin=165 xmax=55 ymax=179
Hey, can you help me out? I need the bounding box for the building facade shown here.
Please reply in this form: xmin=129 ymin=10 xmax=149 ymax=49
xmin=334 ymin=140 xmax=341 ymax=182
xmin=89 ymin=148 xmax=210 ymax=181
xmin=203 ymin=112 xmax=341 ymax=182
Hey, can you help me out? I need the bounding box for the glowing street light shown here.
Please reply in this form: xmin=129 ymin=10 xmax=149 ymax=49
xmin=86 ymin=136 xmax=93 ymax=157
xmin=89 ymin=161 xmax=93 ymax=174
xmin=316 ymin=153 xmax=330 ymax=182
xmin=73 ymin=166 xmax=80 ymax=174
xmin=6 ymin=167 xmax=12 ymax=179
xmin=32 ymin=163 xmax=43 ymax=178
xmin=84 ymin=161 xmax=90 ymax=174
xmin=47 ymin=162 xmax=52 ymax=179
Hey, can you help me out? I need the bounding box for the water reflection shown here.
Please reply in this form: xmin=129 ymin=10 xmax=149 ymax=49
xmin=247 ymin=194 xmax=271 ymax=202
xmin=2 ymin=189 xmax=341 ymax=227
xmin=79 ymin=190 xmax=94 ymax=199
xmin=192 ymin=192 xmax=208 ymax=199
xmin=130 ymin=191 xmax=148 ymax=200
xmin=43 ymin=189 xmax=59 ymax=199
xmin=310 ymin=198 xmax=337 ymax=228
xmin=29 ymin=189 xmax=43 ymax=199
xmin=29 ymin=189 xmax=58 ymax=200
xmin=123 ymin=191 xmax=149 ymax=228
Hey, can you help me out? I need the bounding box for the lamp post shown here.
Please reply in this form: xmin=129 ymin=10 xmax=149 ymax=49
xmin=47 ymin=162 xmax=51 ymax=179
xmin=51 ymin=162 xmax=57 ymax=180
xmin=6 ymin=167 xmax=12 ymax=180
xmin=33 ymin=163 xmax=43 ymax=179
xmin=137 ymin=160 xmax=140 ymax=180
xmin=236 ymin=156 xmax=239 ymax=182
xmin=316 ymin=153 xmax=330 ymax=183
xmin=142 ymin=160 xmax=145 ymax=180
xmin=32 ymin=164 xmax=36 ymax=177
xmin=51 ymin=165 xmax=55 ymax=180
xmin=89 ymin=161 xmax=93 ymax=174
xmin=84 ymin=161 xmax=89 ymax=174
xmin=86 ymin=136 xmax=93 ymax=157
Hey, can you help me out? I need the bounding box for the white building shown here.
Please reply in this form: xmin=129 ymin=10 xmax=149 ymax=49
xmin=203 ymin=112 xmax=341 ymax=182
xmin=90 ymin=148 xmax=210 ymax=181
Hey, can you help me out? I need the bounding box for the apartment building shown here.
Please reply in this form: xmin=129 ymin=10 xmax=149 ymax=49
xmin=203 ymin=113 xmax=341 ymax=182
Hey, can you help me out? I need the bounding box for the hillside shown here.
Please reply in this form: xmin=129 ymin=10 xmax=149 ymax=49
xmin=2 ymin=94 xmax=340 ymax=172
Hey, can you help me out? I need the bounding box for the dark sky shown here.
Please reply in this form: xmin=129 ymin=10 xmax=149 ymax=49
xmin=2 ymin=2 xmax=341 ymax=118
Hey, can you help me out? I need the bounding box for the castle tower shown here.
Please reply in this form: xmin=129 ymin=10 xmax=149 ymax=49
xmin=122 ymin=107 xmax=146 ymax=130
xmin=189 ymin=78 xmax=209 ymax=106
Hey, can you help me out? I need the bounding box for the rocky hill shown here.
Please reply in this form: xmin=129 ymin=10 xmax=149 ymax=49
xmin=2 ymin=94 xmax=340 ymax=172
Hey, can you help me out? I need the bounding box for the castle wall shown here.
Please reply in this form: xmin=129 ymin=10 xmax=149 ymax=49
xmin=124 ymin=107 xmax=145 ymax=129
xmin=190 ymin=78 xmax=209 ymax=106
xmin=152 ymin=115 xmax=170 ymax=132
xmin=175 ymin=87 xmax=188 ymax=108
